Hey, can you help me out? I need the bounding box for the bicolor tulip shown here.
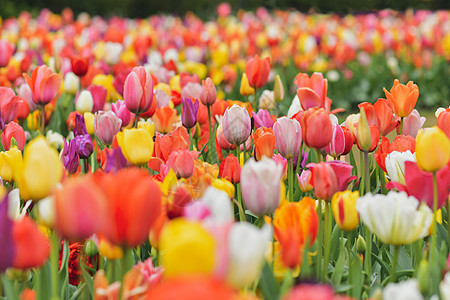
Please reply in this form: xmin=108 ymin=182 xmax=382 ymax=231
xmin=331 ymin=190 xmax=360 ymax=231
xmin=245 ymin=55 xmax=270 ymax=88
xmin=324 ymin=124 xmax=345 ymax=158
xmin=437 ymin=108 xmax=450 ymax=139
xmin=375 ymin=135 xmax=416 ymax=172
xmin=222 ymin=104 xmax=251 ymax=146
xmin=0 ymin=40 xmax=14 ymax=67
xmin=402 ymin=109 xmax=425 ymax=138
xmin=273 ymin=197 xmax=318 ymax=269
xmin=301 ymin=108 xmax=332 ymax=149
xmin=306 ymin=162 xmax=338 ymax=201
xmin=94 ymin=111 xmax=122 ymax=145
xmin=97 ymin=168 xmax=162 ymax=247
xmin=240 ymin=73 xmax=255 ymax=96
xmin=124 ymin=66 xmax=154 ymax=114
xmin=199 ymin=77 xmax=217 ymax=106
xmin=253 ymin=127 xmax=276 ymax=160
xmin=117 ymin=127 xmax=154 ymax=165
xmin=153 ymin=107 xmax=177 ymax=134
xmin=2 ymin=121 xmax=25 ymax=151
xmin=219 ymin=154 xmax=241 ymax=184
xmin=273 ymin=117 xmax=302 ymax=159
xmin=216 ymin=123 xmax=236 ymax=151
xmin=416 ymin=126 xmax=450 ymax=172
xmin=383 ymin=79 xmax=419 ymax=118
xmin=295 ymin=72 xmax=328 ymax=110
xmin=181 ymin=97 xmax=199 ymax=129
xmin=14 ymin=136 xmax=63 ymax=201
xmin=111 ymin=100 xmax=133 ymax=128
xmin=356 ymin=191 xmax=432 ymax=245
xmin=297 ymin=170 xmax=313 ymax=192
xmin=241 ymin=157 xmax=283 ymax=217
xmin=23 ymin=65 xmax=62 ymax=105
xmin=0 ymin=87 xmax=19 ymax=124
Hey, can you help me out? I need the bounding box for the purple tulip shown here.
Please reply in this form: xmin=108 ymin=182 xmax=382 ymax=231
xmin=0 ymin=195 xmax=15 ymax=272
xmin=73 ymin=114 xmax=88 ymax=136
xmin=181 ymin=97 xmax=199 ymax=129
xmin=105 ymin=148 xmax=128 ymax=173
xmin=74 ymin=134 xmax=94 ymax=159
xmin=61 ymin=139 xmax=80 ymax=174
xmin=253 ymin=109 xmax=274 ymax=129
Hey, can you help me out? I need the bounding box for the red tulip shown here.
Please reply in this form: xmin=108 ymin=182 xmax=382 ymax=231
xmin=375 ymin=135 xmax=416 ymax=172
xmin=70 ymin=55 xmax=89 ymax=77
xmin=301 ymin=108 xmax=332 ymax=149
xmin=219 ymin=154 xmax=241 ymax=184
xmin=295 ymin=72 xmax=328 ymax=110
xmin=245 ymin=55 xmax=270 ymax=89
xmin=306 ymin=162 xmax=338 ymax=201
xmin=2 ymin=121 xmax=26 ymax=151
xmin=341 ymin=126 xmax=354 ymax=156
xmin=87 ymin=85 xmax=107 ymax=113
xmin=324 ymin=124 xmax=345 ymax=158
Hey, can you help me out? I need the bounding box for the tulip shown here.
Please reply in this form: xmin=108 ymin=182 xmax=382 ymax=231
xmin=273 ymin=74 xmax=284 ymax=103
xmin=241 ymin=157 xmax=283 ymax=217
xmin=331 ymin=190 xmax=360 ymax=231
xmin=246 ymin=55 xmax=271 ymax=89
xmin=222 ymin=104 xmax=251 ymax=146
xmin=17 ymin=82 xmax=37 ymax=113
xmin=385 ymin=150 xmax=416 ymax=184
xmin=297 ymin=170 xmax=313 ymax=192
xmin=0 ymin=87 xmax=19 ymax=124
xmin=383 ymin=279 xmax=424 ymax=300
xmin=306 ymin=162 xmax=338 ymax=201
xmin=61 ymin=139 xmax=80 ymax=174
xmin=226 ymin=223 xmax=271 ymax=288
xmin=104 ymin=42 xmax=123 ymax=65
xmin=295 ymin=72 xmax=328 ymax=110
xmin=166 ymin=150 xmax=195 ymax=179
xmin=55 ymin=175 xmax=106 ymax=240
xmin=0 ymin=197 xmax=15 ymax=272
xmin=0 ymin=40 xmax=14 ymax=67
xmin=111 ymin=99 xmax=133 ymax=127
xmin=437 ymin=109 xmax=450 ymax=139
xmin=23 ymin=65 xmax=62 ymax=105
xmin=216 ymin=123 xmax=236 ymax=151
xmin=324 ymin=124 xmax=346 ymax=158
xmin=284 ymin=284 xmax=341 ymax=300
xmin=117 ymin=127 xmax=154 ymax=165
xmin=273 ymin=197 xmax=318 ymax=269
xmin=0 ymin=112 xmax=4 ymax=131
xmin=373 ymin=98 xmax=400 ymax=136
xmin=181 ymin=97 xmax=199 ymax=129
xmin=402 ymin=109 xmax=426 ymax=138
xmin=416 ymin=127 xmax=450 ymax=172
xmin=356 ymin=108 xmax=372 ymax=152
xmin=327 ymin=161 xmax=357 ymax=191
xmin=344 ymin=113 xmax=359 ymax=142
xmin=383 ymin=79 xmax=419 ymax=118
xmin=98 ymin=168 xmax=162 ymax=247
xmin=341 ymin=126 xmax=354 ymax=155
xmin=0 ymin=147 xmax=22 ymax=182
xmin=87 ymin=84 xmax=107 ymax=113
xmin=159 ymin=219 xmax=215 ymax=278
xmin=199 ymin=187 xmax=234 ymax=224
xmin=124 ymin=66 xmax=154 ymax=114
xmin=153 ymin=107 xmax=177 ymax=134
xmin=70 ymin=55 xmax=89 ymax=77
xmin=64 ymin=72 xmax=80 ymax=95
xmin=212 ymin=179 xmax=235 ymax=199
xmin=273 ymin=117 xmax=302 ymax=159
xmin=240 ymin=73 xmax=255 ymax=96
xmin=2 ymin=122 xmax=25 ymax=151
xmin=199 ymin=77 xmax=217 ymax=106
xmin=259 ymin=90 xmax=275 ymax=111
xmin=84 ymin=112 xmax=95 ymax=135
xmin=301 ymin=108 xmax=332 ymax=149
xmin=358 ymin=102 xmax=379 ymax=128
xmin=253 ymin=109 xmax=274 ymax=129
xmin=219 ymin=154 xmax=241 ymax=184
xmin=75 ymin=90 xmax=94 ymax=113
xmin=103 ymin=148 xmax=128 ymax=173
xmin=94 ymin=111 xmax=122 ymax=145
xmin=253 ymin=127 xmax=276 ymax=160
xmin=375 ymin=135 xmax=416 ymax=172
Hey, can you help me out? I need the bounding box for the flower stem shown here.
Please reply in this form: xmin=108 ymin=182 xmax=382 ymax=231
xmin=323 ymin=201 xmax=332 ymax=279
xmin=295 ymin=144 xmax=303 ymax=175
xmin=430 ymin=171 xmax=438 ymax=266
xmin=391 ymin=245 xmax=399 ymax=283
xmin=363 ymin=151 xmax=370 ymax=195
xmin=236 ymin=146 xmax=244 ymax=222
xmin=207 ymin=105 xmax=213 ymax=160
xmin=134 ymin=113 xmax=140 ymax=128
xmin=315 ymin=148 xmax=322 ymax=163
xmin=288 ymin=158 xmax=293 ymax=202
xmin=365 ymin=226 xmax=372 ymax=280
xmin=316 ymin=199 xmax=323 ymax=280
xmin=253 ymin=88 xmax=258 ymax=112
xmin=40 ymin=105 xmax=46 ymax=135
xmin=188 ymin=128 xmax=193 ymax=151
xmin=400 ymin=117 xmax=403 ymax=135
xmin=51 ymin=231 xmax=60 ymax=300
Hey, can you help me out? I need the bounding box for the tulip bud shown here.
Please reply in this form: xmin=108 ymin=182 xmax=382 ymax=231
xmin=61 ymin=139 xmax=80 ymax=174
xmin=417 ymin=259 xmax=430 ymax=296
xmin=273 ymin=117 xmax=302 ymax=159
xmin=219 ymin=154 xmax=241 ymax=184
xmin=240 ymin=73 xmax=255 ymax=96
xmin=324 ymin=124 xmax=346 ymax=158
xmin=356 ymin=235 xmax=366 ymax=254
xmin=273 ymin=74 xmax=284 ymax=103
xmin=84 ymin=239 xmax=98 ymax=257
xmin=75 ymin=90 xmax=94 ymax=113
xmin=245 ymin=55 xmax=271 ymax=89
xmin=94 ymin=111 xmax=122 ymax=145
xmin=416 ymin=127 xmax=450 ymax=172
xmin=259 ymin=90 xmax=274 ymax=111
xmin=356 ymin=108 xmax=372 ymax=152
xmin=181 ymin=97 xmax=199 ymax=129
xmin=123 ymin=66 xmax=154 ymax=114
xmin=301 ymin=108 xmax=332 ymax=149
xmin=199 ymin=77 xmax=217 ymax=106
xmin=297 ymin=170 xmax=313 ymax=192
xmin=64 ymin=72 xmax=80 ymax=95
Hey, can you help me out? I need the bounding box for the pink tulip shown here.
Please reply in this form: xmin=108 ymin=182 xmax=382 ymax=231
xmin=17 ymin=83 xmax=37 ymax=113
xmin=402 ymin=109 xmax=426 ymax=138
xmin=87 ymin=85 xmax=107 ymax=113
xmin=0 ymin=87 xmax=19 ymax=124
xmin=123 ymin=66 xmax=153 ymax=114
xmin=216 ymin=123 xmax=236 ymax=151
xmin=166 ymin=150 xmax=197 ymax=179
xmin=2 ymin=122 xmax=26 ymax=151
xmin=222 ymin=105 xmax=251 ymax=146
xmin=0 ymin=41 xmax=14 ymax=67
xmin=199 ymin=77 xmax=217 ymax=106
xmin=273 ymin=117 xmax=302 ymax=159
xmin=295 ymin=72 xmax=328 ymax=110
xmin=437 ymin=109 xmax=450 ymax=139
xmin=324 ymin=124 xmax=345 ymax=158
xmin=306 ymin=162 xmax=338 ymax=201
xmin=111 ymin=100 xmax=133 ymax=128
xmin=94 ymin=111 xmax=122 ymax=145
xmin=23 ymin=65 xmax=62 ymax=105
xmin=297 ymin=170 xmax=313 ymax=192
xmin=326 ymin=161 xmax=357 ymax=191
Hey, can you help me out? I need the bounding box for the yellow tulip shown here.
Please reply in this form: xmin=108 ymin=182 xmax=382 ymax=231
xmin=212 ymin=178 xmax=235 ymax=198
xmin=0 ymin=147 xmax=22 ymax=182
xmin=92 ymin=74 xmax=119 ymax=102
xmin=273 ymin=74 xmax=284 ymax=103
xmin=159 ymin=219 xmax=215 ymax=278
xmin=116 ymin=128 xmax=154 ymax=165
xmin=14 ymin=137 xmax=63 ymax=201
xmin=138 ymin=121 xmax=155 ymax=138
xmin=416 ymin=126 xmax=450 ymax=172
xmin=240 ymin=73 xmax=255 ymax=96
xmin=357 ymin=108 xmax=371 ymax=152
xmin=98 ymin=238 xmax=123 ymax=260
xmin=26 ymin=111 xmax=40 ymax=131
xmin=331 ymin=190 xmax=360 ymax=231
xmin=169 ymin=75 xmax=181 ymax=93
xmin=84 ymin=112 xmax=95 ymax=135
xmin=182 ymin=61 xmax=207 ymax=79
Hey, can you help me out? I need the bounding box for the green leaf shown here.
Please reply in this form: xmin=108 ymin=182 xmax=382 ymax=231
xmin=59 ymin=241 xmax=70 ymax=299
xmin=259 ymin=262 xmax=280 ymax=300
xmin=350 ymin=252 xmax=363 ymax=298
xmin=80 ymin=260 xmax=94 ymax=299
xmin=94 ymin=135 xmax=105 ymax=151
xmin=331 ymin=237 xmax=348 ymax=285
xmin=2 ymin=276 xmax=19 ymax=300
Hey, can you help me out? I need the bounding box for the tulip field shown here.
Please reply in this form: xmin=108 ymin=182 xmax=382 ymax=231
xmin=1 ymin=3 xmax=450 ymax=300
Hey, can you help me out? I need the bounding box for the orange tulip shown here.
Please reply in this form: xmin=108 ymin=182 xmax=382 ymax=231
xmin=383 ymin=79 xmax=419 ymax=118
xmin=253 ymin=127 xmax=276 ymax=160
xmin=96 ymin=168 xmax=162 ymax=247
xmin=373 ymin=98 xmax=400 ymax=136
xmin=273 ymin=197 xmax=318 ymax=269
xmin=245 ymin=55 xmax=271 ymax=89
xmin=153 ymin=107 xmax=177 ymax=134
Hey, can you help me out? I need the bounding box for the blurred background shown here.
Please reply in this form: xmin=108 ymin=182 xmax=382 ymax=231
xmin=2 ymin=0 xmax=449 ymax=18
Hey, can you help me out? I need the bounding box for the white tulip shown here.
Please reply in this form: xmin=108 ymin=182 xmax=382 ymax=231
xmin=64 ymin=72 xmax=80 ymax=95
xmin=7 ymin=189 xmax=32 ymax=220
xmin=200 ymin=187 xmax=234 ymax=225
xmin=104 ymin=42 xmax=123 ymax=65
xmin=76 ymin=90 xmax=94 ymax=113
xmin=385 ymin=150 xmax=416 ymax=185
xmin=383 ymin=279 xmax=424 ymax=300
xmin=46 ymin=130 xmax=65 ymax=150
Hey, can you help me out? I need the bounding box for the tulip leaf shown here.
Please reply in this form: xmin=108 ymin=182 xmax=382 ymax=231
xmin=350 ymin=253 xmax=363 ymax=298
xmin=34 ymin=264 xmax=52 ymax=300
xmin=80 ymin=259 xmax=94 ymax=298
xmin=259 ymin=262 xmax=280 ymax=300
xmin=2 ymin=275 xmax=19 ymax=300
xmin=59 ymin=241 xmax=70 ymax=299
xmin=94 ymin=134 xmax=105 ymax=151
xmin=330 ymin=226 xmax=341 ymax=261
xmin=331 ymin=237 xmax=347 ymax=285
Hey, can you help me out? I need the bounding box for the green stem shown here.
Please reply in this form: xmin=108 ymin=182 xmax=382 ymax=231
xmin=236 ymin=144 xmax=245 ymax=221
xmin=295 ymin=143 xmax=303 ymax=175
xmin=253 ymin=88 xmax=258 ymax=112
xmin=400 ymin=117 xmax=403 ymax=135
xmin=51 ymin=231 xmax=60 ymax=300
xmin=316 ymin=199 xmax=323 ymax=280
xmin=188 ymin=128 xmax=193 ymax=151
xmin=90 ymin=152 xmax=96 ymax=173
xmin=323 ymin=201 xmax=332 ymax=279
xmin=271 ymin=214 xmax=276 ymax=270
xmin=315 ymin=148 xmax=322 ymax=163
xmin=207 ymin=105 xmax=213 ymax=161
xmin=0 ymin=273 xmax=2 ymax=299
xmin=430 ymin=172 xmax=438 ymax=266
xmin=346 ymin=231 xmax=352 ymax=295
xmin=365 ymin=226 xmax=372 ymax=279
xmin=134 ymin=113 xmax=140 ymax=128
xmin=84 ymin=159 xmax=89 ymax=174
xmin=40 ymin=105 xmax=46 ymax=135
xmin=288 ymin=158 xmax=293 ymax=202
xmin=363 ymin=151 xmax=370 ymax=195
xmin=391 ymin=246 xmax=399 ymax=283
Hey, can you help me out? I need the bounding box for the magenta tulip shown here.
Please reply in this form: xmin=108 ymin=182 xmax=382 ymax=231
xmin=326 ymin=161 xmax=357 ymax=191
xmin=87 ymin=85 xmax=107 ymax=113
xmin=94 ymin=111 xmax=122 ymax=145
xmin=273 ymin=117 xmax=302 ymax=159
xmin=111 ymin=100 xmax=133 ymax=127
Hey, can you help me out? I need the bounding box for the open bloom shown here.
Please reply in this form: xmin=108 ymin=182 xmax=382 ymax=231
xmin=383 ymin=79 xmax=419 ymax=118
xmin=117 ymin=127 xmax=154 ymax=165
xmin=124 ymin=66 xmax=154 ymax=114
xmin=375 ymin=135 xmax=416 ymax=172
xmin=273 ymin=117 xmax=302 ymax=159
xmin=295 ymin=72 xmax=328 ymax=110
xmin=385 ymin=150 xmax=416 ymax=184
xmin=23 ymin=65 xmax=62 ymax=105
xmin=356 ymin=191 xmax=433 ymax=245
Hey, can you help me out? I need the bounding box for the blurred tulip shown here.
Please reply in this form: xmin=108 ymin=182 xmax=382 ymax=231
xmin=216 ymin=123 xmax=236 ymax=151
xmin=166 ymin=150 xmax=196 ymax=179
xmin=246 ymin=55 xmax=270 ymax=89
xmin=416 ymin=127 xmax=450 ymax=172
xmin=111 ymin=99 xmax=133 ymax=127
xmin=273 ymin=74 xmax=284 ymax=103
xmin=324 ymin=124 xmax=345 ymax=158
xmin=259 ymin=90 xmax=275 ymax=111
xmin=117 ymin=127 xmax=154 ymax=165
xmin=84 ymin=112 xmax=95 ymax=135
xmin=104 ymin=42 xmax=123 ymax=65
xmin=402 ymin=109 xmax=426 ymax=138
xmin=17 ymin=83 xmax=37 ymax=113
xmin=87 ymin=85 xmax=107 ymax=113
xmin=253 ymin=127 xmax=276 ymax=160
xmin=295 ymin=72 xmax=328 ymax=110
xmin=160 ymin=219 xmax=215 ymax=278
xmin=0 ymin=87 xmax=19 ymax=124
xmin=273 ymin=117 xmax=302 ymax=159
xmin=75 ymin=90 xmax=94 ymax=113
xmin=2 ymin=121 xmax=25 ymax=151
xmin=0 ymin=147 xmax=22 ymax=182
xmin=153 ymin=107 xmax=177 ymax=134
xmin=124 ymin=66 xmax=154 ymax=114
xmin=0 ymin=40 xmax=14 ymax=67
xmin=219 ymin=154 xmax=241 ymax=184
xmin=46 ymin=130 xmax=64 ymax=150
xmin=273 ymin=197 xmax=318 ymax=269
xmin=64 ymin=72 xmax=80 ymax=95
xmin=23 ymin=65 xmax=62 ymax=105
xmin=437 ymin=109 xmax=450 ymax=139
xmin=212 ymin=179 xmax=235 ymax=199
xmin=199 ymin=77 xmax=217 ymax=106
xmin=181 ymin=97 xmax=199 ymax=129
xmin=55 ymin=175 xmax=106 ymax=240
xmin=94 ymin=111 xmax=122 ymax=145
xmin=297 ymin=170 xmax=313 ymax=192
xmin=240 ymin=73 xmax=255 ymax=96
xmin=222 ymin=104 xmax=251 ymax=146
xmin=383 ymin=279 xmax=423 ymax=300
xmin=306 ymin=162 xmax=338 ymax=201
xmin=70 ymin=55 xmax=89 ymax=77
xmin=356 ymin=191 xmax=432 ymax=245
xmin=331 ymin=191 xmax=360 ymax=231
xmin=383 ymin=79 xmax=419 ymax=118
xmin=61 ymin=139 xmax=79 ymax=174
xmin=301 ymin=107 xmax=332 ymax=149
xmin=241 ymin=157 xmax=283 ymax=217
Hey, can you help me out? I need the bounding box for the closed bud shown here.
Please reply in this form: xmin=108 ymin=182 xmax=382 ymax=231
xmin=356 ymin=108 xmax=372 ymax=152
xmin=273 ymin=74 xmax=284 ymax=103
xmin=84 ymin=239 xmax=98 ymax=257
xmin=356 ymin=235 xmax=366 ymax=254
xmin=417 ymin=259 xmax=430 ymax=296
xmin=75 ymin=90 xmax=94 ymax=113
xmin=240 ymin=73 xmax=255 ymax=96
